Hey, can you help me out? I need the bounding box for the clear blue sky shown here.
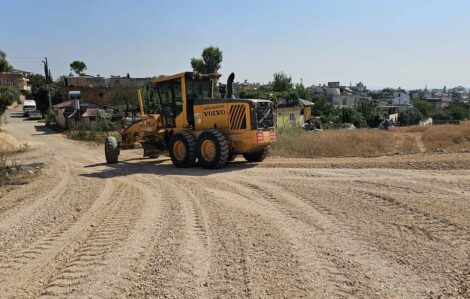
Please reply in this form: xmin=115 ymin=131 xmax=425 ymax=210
xmin=2 ymin=0 xmax=470 ymax=89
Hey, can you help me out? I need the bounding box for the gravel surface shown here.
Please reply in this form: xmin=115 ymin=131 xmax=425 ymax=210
xmin=0 ymin=107 xmax=469 ymax=298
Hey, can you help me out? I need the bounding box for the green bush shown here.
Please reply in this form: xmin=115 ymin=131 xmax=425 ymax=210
xmin=355 ymin=98 xmax=385 ymax=128
xmin=443 ymin=102 xmax=470 ymax=120
xmin=96 ymin=115 xmax=115 ymax=132
xmin=398 ymin=108 xmax=423 ymax=126
xmin=45 ymin=110 xmax=56 ymax=126
xmin=432 ymin=111 xmax=453 ymax=121
xmin=0 ymin=85 xmax=20 ymax=115
xmin=335 ymin=106 xmax=367 ymax=128
xmin=412 ymin=98 xmax=435 ymax=118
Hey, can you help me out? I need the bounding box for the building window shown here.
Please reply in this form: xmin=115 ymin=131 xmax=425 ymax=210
xmin=289 ymin=113 xmax=295 ymax=121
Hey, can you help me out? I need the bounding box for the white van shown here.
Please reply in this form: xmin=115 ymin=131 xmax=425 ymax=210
xmin=23 ymin=100 xmax=37 ymax=116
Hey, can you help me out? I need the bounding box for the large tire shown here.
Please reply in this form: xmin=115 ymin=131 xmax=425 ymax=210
xmin=105 ymin=136 xmax=119 ymax=164
xmin=197 ymin=130 xmax=229 ymax=169
xmin=169 ymin=133 xmax=197 ymax=168
xmin=243 ymin=147 xmax=269 ymax=162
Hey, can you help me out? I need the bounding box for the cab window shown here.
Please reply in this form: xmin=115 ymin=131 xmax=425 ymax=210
xmin=186 ymin=78 xmax=212 ymax=100
xmin=154 ymin=79 xmax=182 ymax=127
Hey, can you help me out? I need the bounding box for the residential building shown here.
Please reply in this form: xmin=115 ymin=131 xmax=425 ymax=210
xmin=425 ymin=96 xmax=452 ymax=109
xmin=233 ymin=80 xmax=260 ymax=92
xmin=52 ymin=99 xmax=106 ymax=129
xmin=307 ymin=81 xmax=371 ymax=107
xmin=391 ymin=89 xmax=410 ymax=105
xmin=332 ymin=94 xmax=371 ymax=106
xmin=106 ymin=75 xmax=148 ymax=88
xmin=63 ymin=74 xmax=148 ymax=88
xmin=61 ymin=74 xmax=150 ymax=106
xmin=275 ymin=99 xmax=314 ymax=128
xmin=306 ymin=85 xmax=323 ymax=94
xmin=349 ymin=82 xmax=367 ymax=93
xmin=0 ymin=72 xmax=30 ymax=92
xmin=62 ymin=75 xmax=106 ymax=88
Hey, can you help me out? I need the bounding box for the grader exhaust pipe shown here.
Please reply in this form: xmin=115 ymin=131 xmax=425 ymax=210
xmin=226 ymin=73 xmax=235 ymax=99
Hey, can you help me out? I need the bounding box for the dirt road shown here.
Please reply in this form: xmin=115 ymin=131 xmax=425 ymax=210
xmin=1 ymin=106 xmax=469 ymax=298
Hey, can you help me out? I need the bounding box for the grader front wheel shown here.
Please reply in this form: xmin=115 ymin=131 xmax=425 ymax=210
xmin=169 ymin=133 xmax=197 ymax=168
xmin=105 ymin=136 xmax=119 ymax=164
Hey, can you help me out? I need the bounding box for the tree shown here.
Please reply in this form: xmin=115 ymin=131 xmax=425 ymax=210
xmin=0 ymin=86 xmax=20 ymax=115
xmin=191 ymin=46 xmax=223 ymax=74
xmin=412 ymin=98 xmax=434 ymax=118
xmin=70 ymin=60 xmax=87 ymax=75
xmin=311 ymin=94 xmax=335 ymax=122
xmin=398 ymin=109 xmax=423 ymax=126
xmin=294 ymin=83 xmax=311 ymax=100
xmin=28 ymin=74 xmax=62 ymax=112
xmin=443 ymin=102 xmax=470 ymax=120
xmin=355 ymin=98 xmax=385 ymax=128
xmin=108 ymin=88 xmax=137 ymax=109
xmin=336 ymin=106 xmax=367 ymax=128
xmin=432 ymin=111 xmax=453 ymax=121
xmin=272 ymin=72 xmax=293 ymax=92
xmin=0 ymin=50 xmax=13 ymax=73
xmin=381 ymin=88 xmax=394 ymax=96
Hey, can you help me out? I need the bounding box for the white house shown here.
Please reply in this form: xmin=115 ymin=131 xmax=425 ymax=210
xmin=392 ymin=90 xmax=410 ymax=105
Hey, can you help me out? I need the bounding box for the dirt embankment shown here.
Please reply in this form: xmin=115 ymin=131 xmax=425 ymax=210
xmin=0 ymin=105 xmax=469 ymax=298
xmin=0 ymin=130 xmax=26 ymax=153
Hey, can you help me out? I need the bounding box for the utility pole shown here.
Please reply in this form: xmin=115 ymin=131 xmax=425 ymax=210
xmin=42 ymin=57 xmax=52 ymax=111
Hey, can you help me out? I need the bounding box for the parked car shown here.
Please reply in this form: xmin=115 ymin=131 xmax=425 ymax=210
xmin=23 ymin=100 xmax=37 ymax=116
xmin=27 ymin=110 xmax=42 ymax=120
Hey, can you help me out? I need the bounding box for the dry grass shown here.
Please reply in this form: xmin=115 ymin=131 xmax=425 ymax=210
xmin=272 ymin=123 xmax=470 ymax=158
xmin=394 ymin=126 xmax=429 ymax=133
xmin=421 ymin=123 xmax=470 ymax=151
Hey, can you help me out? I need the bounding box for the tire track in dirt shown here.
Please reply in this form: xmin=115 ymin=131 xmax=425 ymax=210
xmin=0 ymin=165 xmax=55 ymax=215
xmin=163 ymin=178 xmax=212 ymax=297
xmin=125 ymin=177 xmax=211 ymax=298
xmin=350 ymin=187 xmax=470 ymax=245
xmin=265 ymin=176 xmax=470 ymax=297
xmin=0 ymin=159 xmax=75 ymax=267
xmin=0 ymin=159 xmax=71 ymax=221
xmin=82 ymin=177 xmax=163 ymax=298
xmin=0 ymin=179 xmax=116 ymax=297
xmin=170 ymin=177 xmax=320 ymax=298
xmin=225 ymin=177 xmax=382 ymax=297
xmin=272 ymin=169 xmax=470 ymax=229
xmin=212 ymin=174 xmax=429 ymax=297
xmin=39 ymin=182 xmax=143 ymax=298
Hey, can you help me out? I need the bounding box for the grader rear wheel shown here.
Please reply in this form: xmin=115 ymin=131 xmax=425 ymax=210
xmin=197 ymin=130 xmax=229 ymax=169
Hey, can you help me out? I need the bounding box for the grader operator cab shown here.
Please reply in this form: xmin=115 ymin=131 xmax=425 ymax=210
xmin=105 ymin=72 xmax=276 ymax=169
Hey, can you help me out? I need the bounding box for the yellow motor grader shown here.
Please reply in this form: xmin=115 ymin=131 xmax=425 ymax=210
xmin=105 ymin=72 xmax=276 ymax=169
